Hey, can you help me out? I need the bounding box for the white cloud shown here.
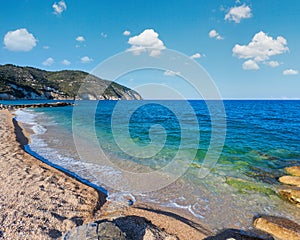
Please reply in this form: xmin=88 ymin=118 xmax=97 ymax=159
xmin=283 ymin=69 xmax=298 ymax=75
xmin=265 ymin=61 xmax=280 ymax=68
xmin=127 ymin=29 xmax=166 ymax=57
xmin=209 ymin=29 xmax=223 ymax=40
xmin=61 ymin=59 xmax=71 ymax=65
xmin=225 ymin=4 xmax=252 ymax=23
xmin=101 ymin=32 xmax=107 ymax=38
xmin=43 ymin=46 xmax=49 ymax=49
xmin=123 ymin=30 xmax=131 ymax=36
xmin=242 ymin=59 xmax=259 ymax=70
xmin=233 ymin=31 xmax=288 ymax=70
xmin=42 ymin=57 xmax=54 ymax=66
xmin=76 ymin=36 xmax=85 ymax=42
xmin=4 ymin=28 xmax=37 ymax=52
xmin=164 ymin=70 xmax=180 ymax=76
xmin=190 ymin=53 xmax=201 ymax=59
xmin=81 ymin=56 xmax=93 ymax=63
xmin=53 ymin=0 xmax=67 ymax=15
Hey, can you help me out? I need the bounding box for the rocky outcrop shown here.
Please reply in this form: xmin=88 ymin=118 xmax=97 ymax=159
xmin=279 ymin=176 xmax=300 ymax=187
xmin=63 ymin=222 xmax=126 ymax=240
xmin=277 ymin=165 xmax=300 ymax=207
xmin=278 ymin=186 xmax=300 ymax=208
xmin=114 ymin=216 xmax=178 ymax=240
xmin=0 ymin=64 xmax=142 ymax=100
xmin=63 ymin=217 xmax=178 ymax=240
xmin=254 ymin=216 xmax=300 ymax=240
xmin=285 ymin=166 xmax=300 ymax=177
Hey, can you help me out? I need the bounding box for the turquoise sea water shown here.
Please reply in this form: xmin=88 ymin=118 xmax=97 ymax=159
xmin=4 ymin=100 xmax=300 ymax=231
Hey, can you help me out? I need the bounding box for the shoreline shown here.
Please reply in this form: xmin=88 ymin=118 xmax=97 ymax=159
xmin=3 ymin=106 xmax=299 ymax=239
xmin=0 ymin=109 xmax=213 ymax=239
xmin=0 ymin=109 xmax=106 ymax=239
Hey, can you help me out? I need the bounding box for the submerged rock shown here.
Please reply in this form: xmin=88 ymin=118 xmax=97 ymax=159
xmin=285 ymin=166 xmax=300 ymax=177
xmin=225 ymin=177 xmax=275 ymax=196
xmin=247 ymin=166 xmax=282 ymax=185
xmin=278 ymin=186 xmax=300 ymax=208
xmin=254 ymin=215 xmax=300 ymax=240
xmin=279 ymin=176 xmax=300 ymax=187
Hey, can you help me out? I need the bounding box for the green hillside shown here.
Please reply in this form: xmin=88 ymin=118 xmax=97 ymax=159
xmin=0 ymin=64 xmax=142 ymax=100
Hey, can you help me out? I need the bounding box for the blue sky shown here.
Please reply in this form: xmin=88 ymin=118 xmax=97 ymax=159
xmin=1 ymin=0 xmax=300 ymax=99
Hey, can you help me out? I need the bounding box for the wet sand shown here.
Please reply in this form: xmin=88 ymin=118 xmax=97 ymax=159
xmin=0 ymin=109 xmax=211 ymax=239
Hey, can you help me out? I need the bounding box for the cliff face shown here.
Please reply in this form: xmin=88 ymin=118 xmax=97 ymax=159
xmin=0 ymin=64 xmax=142 ymax=100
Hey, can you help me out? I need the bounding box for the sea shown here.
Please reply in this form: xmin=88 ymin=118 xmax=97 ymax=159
xmin=2 ymin=99 xmax=300 ymax=232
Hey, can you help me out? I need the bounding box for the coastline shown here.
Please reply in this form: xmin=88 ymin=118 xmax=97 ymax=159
xmin=0 ymin=109 xmax=212 ymax=239
xmin=0 ymin=109 xmax=105 ymax=239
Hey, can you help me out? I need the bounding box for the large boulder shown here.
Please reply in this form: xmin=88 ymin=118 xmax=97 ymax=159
xmin=63 ymin=217 xmax=177 ymax=240
xmin=254 ymin=216 xmax=300 ymax=240
xmin=285 ymin=166 xmax=300 ymax=177
xmin=279 ymin=176 xmax=300 ymax=187
xmin=114 ymin=216 xmax=178 ymax=240
xmin=63 ymin=222 xmax=126 ymax=240
xmin=204 ymin=228 xmax=272 ymax=240
xmin=278 ymin=186 xmax=300 ymax=207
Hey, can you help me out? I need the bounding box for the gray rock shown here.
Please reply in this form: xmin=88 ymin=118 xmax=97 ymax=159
xmin=63 ymin=217 xmax=178 ymax=240
xmin=63 ymin=223 xmax=98 ymax=240
xmin=114 ymin=216 xmax=178 ymax=240
xmin=97 ymin=222 xmax=126 ymax=240
xmin=63 ymin=222 xmax=126 ymax=240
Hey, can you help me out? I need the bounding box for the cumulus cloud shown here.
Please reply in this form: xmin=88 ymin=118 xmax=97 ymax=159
xmin=164 ymin=70 xmax=180 ymax=76
xmin=76 ymin=36 xmax=85 ymax=42
xmin=53 ymin=0 xmax=67 ymax=15
xmin=101 ymin=32 xmax=107 ymax=38
xmin=123 ymin=30 xmax=131 ymax=36
xmin=233 ymin=31 xmax=288 ymax=70
xmin=81 ymin=56 xmax=93 ymax=63
xmin=209 ymin=30 xmax=223 ymax=40
xmin=127 ymin=29 xmax=166 ymax=57
xmin=190 ymin=53 xmax=201 ymax=59
xmin=242 ymin=59 xmax=259 ymax=70
xmin=225 ymin=4 xmax=252 ymax=23
xmin=42 ymin=57 xmax=54 ymax=66
xmin=265 ymin=61 xmax=280 ymax=68
xmin=61 ymin=59 xmax=71 ymax=65
xmin=283 ymin=69 xmax=298 ymax=75
xmin=4 ymin=28 xmax=37 ymax=52
xmin=233 ymin=31 xmax=289 ymax=61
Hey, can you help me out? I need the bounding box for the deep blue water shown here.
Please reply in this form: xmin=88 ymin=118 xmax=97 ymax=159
xmin=5 ymin=100 xmax=300 ymax=231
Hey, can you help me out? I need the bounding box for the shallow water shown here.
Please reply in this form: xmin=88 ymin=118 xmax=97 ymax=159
xmin=9 ymin=100 xmax=300 ymax=231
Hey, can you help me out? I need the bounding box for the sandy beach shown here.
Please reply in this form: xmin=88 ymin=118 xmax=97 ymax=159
xmin=0 ymin=109 xmax=106 ymax=239
xmin=0 ymin=109 xmax=211 ymax=239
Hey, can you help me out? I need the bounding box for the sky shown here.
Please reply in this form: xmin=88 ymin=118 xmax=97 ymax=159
xmin=1 ymin=0 xmax=300 ymax=99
